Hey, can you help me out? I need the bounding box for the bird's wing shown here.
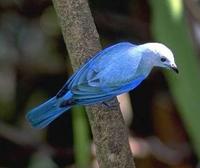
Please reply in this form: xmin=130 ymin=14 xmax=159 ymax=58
xmin=72 ymin=75 xmax=145 ymax=105
xmin=56 ymin=42 xmax=136 ymax=98
xmin=67 ymin=42 xmax=144 ymax=104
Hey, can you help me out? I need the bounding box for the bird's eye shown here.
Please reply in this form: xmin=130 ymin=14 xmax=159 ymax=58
xmin=161 ymin=57 xmax=167 ymax=62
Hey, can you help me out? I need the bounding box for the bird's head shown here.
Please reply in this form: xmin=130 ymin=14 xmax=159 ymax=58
xmin=141 ymin=43 xmax=179 ymax=73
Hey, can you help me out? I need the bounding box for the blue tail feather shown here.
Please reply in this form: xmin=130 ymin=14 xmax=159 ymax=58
xmin=26 ymin=96 xmax=71 ymax=129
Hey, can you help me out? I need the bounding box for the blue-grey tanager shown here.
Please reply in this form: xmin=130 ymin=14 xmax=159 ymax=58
xmin=26 ymin=42 xmax=178 ymax=128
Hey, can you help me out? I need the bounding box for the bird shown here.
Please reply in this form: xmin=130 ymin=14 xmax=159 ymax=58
xmin=26 ymin=42 xmax=178 ymax=128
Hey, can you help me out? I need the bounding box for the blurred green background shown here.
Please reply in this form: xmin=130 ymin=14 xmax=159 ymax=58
xmin=0 ymin=0 xmax=200 ymax=167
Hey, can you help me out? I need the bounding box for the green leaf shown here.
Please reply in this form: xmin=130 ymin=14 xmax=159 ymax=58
xmin=150 ymin=0 xmax=200 ymax=159
xmin=72 ymin=106 xmax=91 ymax=168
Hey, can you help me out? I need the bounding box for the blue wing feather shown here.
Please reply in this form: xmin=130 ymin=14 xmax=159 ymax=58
xmin=69 ymin=42 xmax=143 ymax=99
xmin=74 ymin=76 xmax=145 ymax=105
xmin=57 ymin=42 xmax=144 ymax=105
xmin=56 ymin=42 xmax=136 ymax=98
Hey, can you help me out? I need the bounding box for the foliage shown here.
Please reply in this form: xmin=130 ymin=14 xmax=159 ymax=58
xmin=150 ymin=0 xmax=200 ymax=159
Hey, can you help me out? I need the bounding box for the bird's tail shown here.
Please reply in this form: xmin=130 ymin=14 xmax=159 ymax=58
xmin=26 ymin=96 xmax=71 ymax=128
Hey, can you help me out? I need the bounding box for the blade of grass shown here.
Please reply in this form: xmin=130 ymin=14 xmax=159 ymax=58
xmin=72 ymin=106 xmax=90 ymax=168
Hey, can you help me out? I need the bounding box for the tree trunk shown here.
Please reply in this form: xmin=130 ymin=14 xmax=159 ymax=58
xmin=52 ymin=0 xmax=135 ymax=167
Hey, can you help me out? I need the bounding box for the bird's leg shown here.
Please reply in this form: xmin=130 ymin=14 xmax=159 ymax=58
xmin=102 ymin=98 xmax=119 ymax=109
xmin=102 ymin=102 xmax=110 ymax=107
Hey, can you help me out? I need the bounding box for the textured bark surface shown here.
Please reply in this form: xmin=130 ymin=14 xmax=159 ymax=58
xmin=52 ymin=0 xmax=135 ymax=167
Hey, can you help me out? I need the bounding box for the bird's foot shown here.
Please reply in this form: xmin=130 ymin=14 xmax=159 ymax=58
xmin=102 ymin=98 xmax=119 ymax=109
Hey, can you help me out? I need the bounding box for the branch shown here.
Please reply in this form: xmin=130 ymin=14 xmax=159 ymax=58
xmin=51 ymin=0 xmax=135 ymax=167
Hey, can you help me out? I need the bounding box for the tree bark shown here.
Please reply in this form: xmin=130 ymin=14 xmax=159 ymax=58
xmin=52 ymin=0 xmax=135 ymax=167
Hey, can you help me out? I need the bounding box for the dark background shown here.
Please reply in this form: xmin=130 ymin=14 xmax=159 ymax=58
xmin=0 ymin=0 xmax=200 ymax=167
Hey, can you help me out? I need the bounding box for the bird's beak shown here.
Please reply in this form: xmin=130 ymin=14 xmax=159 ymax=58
xmin=171 ymin=64 xmax=179 ymax=74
